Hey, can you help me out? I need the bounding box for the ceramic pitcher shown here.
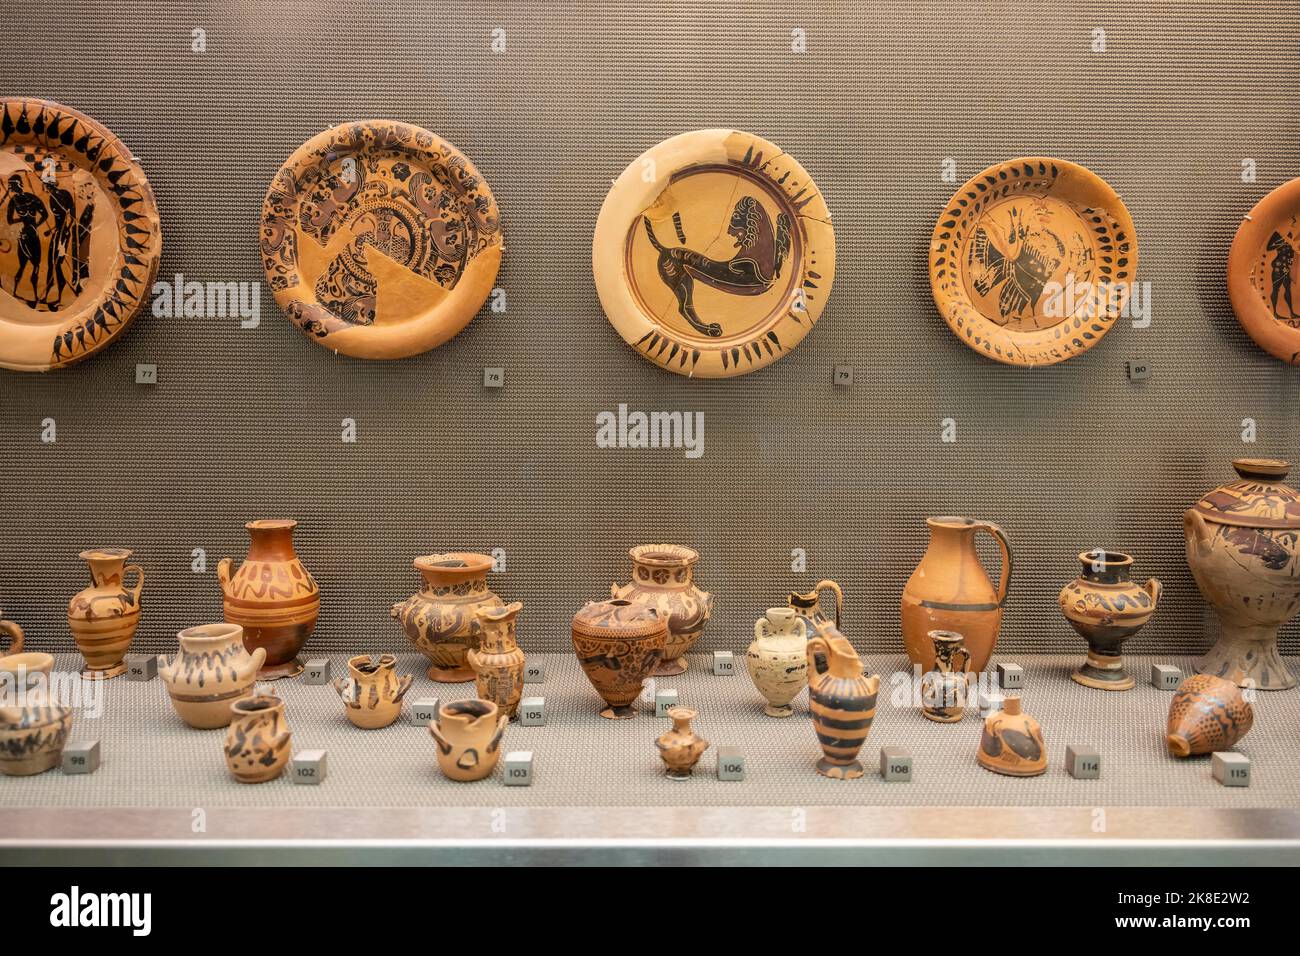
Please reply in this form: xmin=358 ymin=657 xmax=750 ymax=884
xmin=159 ymin=623 xmax=266 ymax=728
xmin=391 ymin=553 xmax=501 ymax=682
xmin=468 ymin=602 xmax=525 ymax=719
xmin=334 ymin=653 xmax=413 ymax=729
xmin=746 ymin=607 xmax=809 ymax=717
xmin=224 ymin=694 xmax=292 ymax=783
xmin=902 ymin=517 xmax=1011 ymax=673
xmin=0 ymin=651 xmax=73 ymax=776
xmin=806 ymin=624 xmax=880 ymax=779
xmin=430 ymin=699 xmax=508 ymax=782
xmin=788 ymin=579 xmax=843 ymax=637
xmin=611 ymin=544 xmax=712 ymax=676
xmin=67 ymin=548 xmax=143 ymax=680
xmin=920 ymin=629 xmax=971 ymax=722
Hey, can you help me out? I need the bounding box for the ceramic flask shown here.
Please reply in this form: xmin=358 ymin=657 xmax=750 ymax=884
xmin=611 ymin=544 xmax=712 ymax=676
xmin=746 ymin=607 xmax=809 ymax=717
xmin=468 ymin=602 xmax=525 ymax=720
xmin=1060 ymin=550 xmax=1160 ymax=691
xmin=920 ymin=629 xmax=971 ymax=722
xmin=902 ymin=517 xmax=1011 ymax=673
xmin=334 ymin=654 xmax=413 ymax=730
xmin=391 ymin=553 xmax=501 ymax=682
xmin=656 ymin=707 xmax=709 ymax=780
xmin=430 ymin=699 xmax=508 ymax=782
xmin=571 ymin=598 xmax=667 ymax=719
xmin=218 ymin=520 xmax=319 ymax=680
xmin=0 ymin=651 xmax=73 ymax=776
xmin=67 ymin=548 xmax=143 ymax=679
xmin=788 ymin=579 xmax=843 ymax=637
xmin=806 ymin=624 xmax=880 ymax=779
xmin=159 ymin=623 xmax=266 ymax=729
xmin=977 ymin=696 xmax=1046 ymax=777
xmin=1166 ymin=674 xmax=1254 ymax=758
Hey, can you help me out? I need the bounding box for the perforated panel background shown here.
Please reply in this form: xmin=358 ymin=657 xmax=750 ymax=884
xmin=0 ymin=1 xmax=1297 ymax=664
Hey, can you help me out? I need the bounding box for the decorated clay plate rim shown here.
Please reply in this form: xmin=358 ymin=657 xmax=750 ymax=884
xmin=1227 ymin=176 xmax=1300 ymax=364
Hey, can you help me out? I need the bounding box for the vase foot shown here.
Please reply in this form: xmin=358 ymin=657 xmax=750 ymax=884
xmin=1071 ymin=669 xmax=1134 ymax=691
xmin=922 ymin=708 xmax=964 ymax=722
xmin=665 ymin=769 xmax=695 ymax=780
xmin=815 ymin=758 xmax=863 ymax=780
xmin=426 ymin=664 xmax=475 ymax=683
xmin=654 ymin=657 xmax=687 ymax=677
xmin=1196 ymin=634 xmax=1297 ymax=690
xmin=600 ymin=705 xmax=637 ymax=719
xmin=257 ymin=658 xmax=304 ymax=680
xmin=764 ymin=703 xmax=794 ymax=718
xmin=80 ymin=661 xmax=127 ymax=680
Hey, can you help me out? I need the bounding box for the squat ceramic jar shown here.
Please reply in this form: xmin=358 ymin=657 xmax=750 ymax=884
xmin=611 ymin=544 xmax=712 ymax=676
xmin=223 ymin=694 xmax=292 ymax=783
xmin=67 ymin=548 xmax=143 ymax=679
xmin=920 ymin=629 xmax=971 ymax=722
xmin=430 ymin=699 xmax=508 ymax=782
xmin=392 ymin=553 xmax=501 ymax=682
xmin=468 ymin=602 xmax=525 ymax=720
xmin=334 ymin=654 xmax=413 ymax=730
xmin=0 ymin=651 xmax=73 ymax=776
xmin=1166 ymin=674 xmax=1255 ymax=758
xmin=806 ymin=625 xmax=880 ymax=779
xmin=158 ymin=623 xmax=266 ymax=729
xmin=1059 ymin=550 xmax=1160 ymax=691
xmin=977 ymin=696 xmax=1046 ymax=777
xmin=572 ymin=598 xmax=667 ymax=719
xmin=656 ymin=707 xmax=709 ymax=779
xmin=746 ymin=607 xmax=809 ymax=717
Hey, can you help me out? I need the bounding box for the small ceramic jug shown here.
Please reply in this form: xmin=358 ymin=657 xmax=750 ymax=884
xmin=977 ymin=695 xmax=1046 ymax=777
xmin=1166 ymin=674 xmax=1254 ymax=757
xmin=921 ymin=629 xmax=971 ymax=722
xmin=159 ymin=623 xmax=266 ymax=728
xmin=468 ymin=602 xmax=525 ymax=719
xmin=0 ymin=651 xmax=73 ymax=776
xmin=67 ymin=548 xmax=143 ymax=679
xmin=1060 ymin=550 xmax=1160 ymax=691
xmin=806 ymin=624 xmax=880 ymax=779
xmin=223 ymin=694 xmax=292 ymax=783
xmin=788 ymin=579 xmax=843 ymax=637
xmin=430 ymin=699 xmax=508 ymax=782
xmin=334 ymin=654 xmax=413 ymax=729
xmin=656 ymin=706 xmax=709 ymax=779
xmin=746 ymin=607 xmax=809 ymax=717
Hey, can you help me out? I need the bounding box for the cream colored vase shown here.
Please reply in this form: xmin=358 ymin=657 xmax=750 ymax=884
xmin=745 ymin=607 xmax=809 ymax=717
xmin=159 ymin=623 xmax=266 ymax=728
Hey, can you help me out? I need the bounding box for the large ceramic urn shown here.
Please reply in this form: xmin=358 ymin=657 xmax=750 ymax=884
xmin=392 ymin=553 xmax=501 ymax=682
xmin=611 ymin=544 xmax=712 ymax=676
xmin=1185 ymin=458 xmax=1300 ymax=689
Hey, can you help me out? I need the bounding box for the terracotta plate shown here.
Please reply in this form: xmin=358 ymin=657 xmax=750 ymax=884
xmin=261 ymin=121 xmax=501 ymax=360
xmin=1227 ymin=177 xmax=1300 ymax=364
xmin=0 ymin=99 xmax=161 ymax=372
xmin=593 ymin=129 xmax=835 ymax=378
xmin=929 ymin=158 xmax=1137 ymax=367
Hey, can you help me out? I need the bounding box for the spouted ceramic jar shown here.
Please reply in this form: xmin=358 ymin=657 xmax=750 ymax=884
xmin=333 ymin=654 xmax=413 ymax=730
xmin=806 ymin=624 xmax=879 ymax=779
xmin=468 ymin=602 xmax=525 ymax=720
xmin=159 ymin=623 xmax=266 ymax=729
xmin=977 ymin=696 xmax=1046 ymax=777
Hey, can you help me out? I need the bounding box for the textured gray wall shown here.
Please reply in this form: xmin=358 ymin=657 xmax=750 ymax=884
xmin=0 ymin=1 xmax=1296 ymax=659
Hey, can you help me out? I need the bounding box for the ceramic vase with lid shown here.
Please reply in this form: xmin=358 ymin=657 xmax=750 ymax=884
xmin=902 ymin=517 xmax=1011 ymax=673
xmin=611 ymin=544 xmax=712 ymax=676
xmin=391 ymin=553 xmax=501 ymax=682
xmin=746 ymin=607 xmax=809 ymax=717
xmin=223 ymin=693 xmax=292 ymax=783
xmin=430 ymin=699 xmax=507 ymax=781
xmin=218 ymin=520 xmax=319 ymax=680
xmin=1166 ymin=674 xmax=1254 ymax=758
xmin=1185 ymin=459 xmax=1300 ymax=689
xmin=656 ymin=706 xmax=709 ymax=779
xmin=0 ymin=651 xmax=73 ymax=776
xmin=334 ymin=654 xmax=413 ymax=729
xmin=468 ymin=602 xmax=525 ymax=720
xmin=159 ymin=623 xmax=266 ymax=729
xmin=788 ymin=579 xmax=843 ymax=637
xmin=1059 ymin=550 xmax=1160 ymax=691
xmin=806 ymin=624 xmax=880 ymax=779
xmin=571 ymin=598 xmax=667 ymax=719
xmin=67 ymin=548 xmax=143 ymax=679
xmin=920 ymin=629 xmax=971 ymax=722
xmin=977 ymin=695 xmax=1046 ymax=777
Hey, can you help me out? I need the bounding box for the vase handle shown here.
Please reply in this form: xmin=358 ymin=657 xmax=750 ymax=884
xmin=0 ymin=619 xmax=22 ymax=655
xmin=806 ymin=635 xmax=830 ymax=676
xmin=123 ymin=564 xmax=145 ymax=602
xmin=815 ymin=580 xmax=844 ymax=628
xmin=217 ymin=558 xmax=234 ymax=595
xmin=393 ymin=673 xmax=414 ymax=703
xmin=753 ymin=615 xmax=769 ymax=643
xmin=1183 ymin=509 xmax=1212 ymax=560
xmin=1144 ymin=577 xmax=1163 ymax=608
xmin=974 ymin=522 xmax=1012 ymax=607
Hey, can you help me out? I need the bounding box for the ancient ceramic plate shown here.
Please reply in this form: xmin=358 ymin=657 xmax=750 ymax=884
xmin=593 ymin=130 xmax=835 ymax=378
xmin=1227 ymin=177 xmax=1300 ymax=363
xmin=0 ymin=99 xmax=161 ymax=372
xmin=929 ymin=158 xmax=1137 ymax=366
xmin=261 ymin=121 xmax=501 ymax=360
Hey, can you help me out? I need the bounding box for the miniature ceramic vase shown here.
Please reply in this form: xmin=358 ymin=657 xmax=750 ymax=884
xmin=223 ymin=694 xmax=292 ymax=783
xmin=333 ymin=654 xmax=413 ymax=730
xmin=788 ymin=579 xmax=843 ymax=638
xmin=391 ymin=553 xmax=501 ymax=682
xmin=902 ymin=517 xmax=1011 ymax=674
xmin=571 ymin=598 xmax=668 ymax=719
xmin=67 ymin=548 xmax=143 ymax=680
xmin=1166 ymin=674 xmax=1255 ymax=758
xmin=468 ymin=602 xmax=525 ymax=720
xmin=430 ymin=699 xmax=508 ymax=782
xmin=920 ymin=630 xmax=971 ymax=722
xmin=218 ymin=520 xmax=319 ymax=680
xmin=977 ymin=696 xmax=1046 ymax=777
xmin=0 ymin=651 xmax=73 ymax=776
xmin=656 ymin=707 xmax=709 ymax=780
xmin=611 ymin=544 xmax=712 ymax=676
xmin=159 ymin=623 xmax=266 ymax=729
xmin=1185 ymin=459 xmax=1300 ymax=689
xmin=806 ymin=624 xmax=880 ymax=779
xmin=1060 ymin=550 xmax=1160 ymax=692
xmin=0 ymin=611 xmax=22 ymax=655
xmin=746 ymin=607 xmax=809 ymax=717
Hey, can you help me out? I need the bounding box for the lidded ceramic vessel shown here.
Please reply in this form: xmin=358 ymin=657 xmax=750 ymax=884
xmin=1185 ymin=459 xmax=1300 ymax=689
xmin=656 ymin=706 xmax=709 ymax=780
xmin=430 ymin=699 xmax=507 ymax=782
xmin=334 ymin=654 xmax=413 ymax=730
xmin=571 ymin=598 xmax=667 ymax=719
xmin=920 ymin=629 xmax=971 ymax=722
xmin=159 ymin=623 xmax=266 ymax=728
xmin=788 ymin=579 xmax=843 ymax=637
xmin=392 ymin=553 xmax=501 ymax=682
xmin=1060 ymin=550 xmax=1160 ymax=691
xmin=0 ymin=651 xmax=73 ymax=776
xmin=223 ymin=694 xmax=292 ymax=784
xmin=1166 ymin=674 xmax=1254 ymax=758
xmin=219 ymin=520 xmax=319 ymax=680
xmin=746 ymin=607 xmax=809 ymax=717
xmin=806 ymin=623 xmax=880 ymax=779
xmin=611 ymin=544 xmax=712 ymax=676
xmin=67 ymin=548 xmax=143 ymax=680
xmin=977 ymin=695 xmax=1046 ymax=777
xmin=468 ymin=602 xmax=525 ymax=720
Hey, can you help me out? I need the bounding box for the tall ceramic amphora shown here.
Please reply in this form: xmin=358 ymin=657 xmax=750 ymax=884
xmin=901 ymin=517 xmax=1011 ymax=673
xmin=611 ymin=544 xmax=712 ymax=676
xmin=218 ymin=520 xmax=319 ymax=680
xmin=806 ymin=624 xmax=879 ymax=779
xmin=67 ymin=548 xmax=143 ymax=679
xmin=1185 ymin=459 xmax=1300 ymax=689
xmin=746 ymin=607 xmax=809 ymax=717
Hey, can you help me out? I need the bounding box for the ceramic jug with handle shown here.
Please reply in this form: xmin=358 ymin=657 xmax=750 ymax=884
xmin=159 ymin=623 xmax=266 ymax=728
xmin=788 ymin=579 xmax=843 ymax=637
xmin=806 ymin=624 xmax=880 ymax=779
xmin=67 ymin=548 xmax=143 ymax=680
xmin=746 ymin=607 xmax=809 ymax=717
xmin=920 ymin=629 xmax=971 ymax=722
